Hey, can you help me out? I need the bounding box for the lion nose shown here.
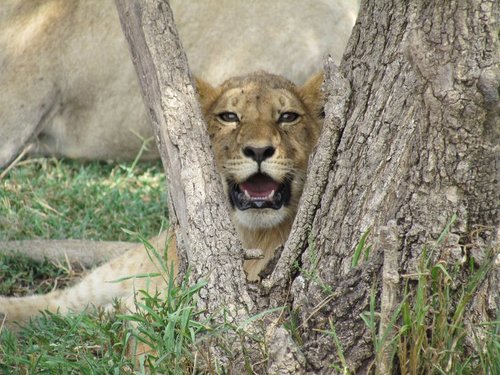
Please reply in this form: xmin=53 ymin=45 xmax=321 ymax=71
xmin=242 ymin=146 xmax=276 ymax=163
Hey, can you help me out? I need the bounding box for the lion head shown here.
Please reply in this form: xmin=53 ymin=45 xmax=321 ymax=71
xmin=198 ymin=72 xmax=323 ymax=279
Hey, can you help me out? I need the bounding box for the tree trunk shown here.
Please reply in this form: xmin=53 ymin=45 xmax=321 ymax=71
xmin=284 ymin=0 xmax=498 ymax=373
xmin=114 ymin=0 xmax=254 ymax=318
xmin=116 ymin=0 xmax=498 ymax=373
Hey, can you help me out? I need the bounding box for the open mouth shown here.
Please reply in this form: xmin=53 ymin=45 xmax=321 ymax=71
xmin=229 ymin=173 xmax=291 ymax=210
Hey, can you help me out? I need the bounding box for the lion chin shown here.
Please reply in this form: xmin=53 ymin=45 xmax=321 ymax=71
xmin=236 ymin=205 xmax=290 ymax=230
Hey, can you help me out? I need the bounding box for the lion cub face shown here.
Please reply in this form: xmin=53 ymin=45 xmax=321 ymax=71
xmin=198 ymin=72 xmax=323 ymax=231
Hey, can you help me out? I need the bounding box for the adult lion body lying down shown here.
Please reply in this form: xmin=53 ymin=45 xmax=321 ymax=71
xmin=0 ymin=71 xmax=324 ymax=328
xmin=0 ymin=0 xmax=355 ymax=167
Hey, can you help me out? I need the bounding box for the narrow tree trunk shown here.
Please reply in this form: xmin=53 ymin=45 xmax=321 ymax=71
xmin=286 ymin=0 xmax=498 ymax=373
xmin=114 ymin=0 xmax=253 ymax=318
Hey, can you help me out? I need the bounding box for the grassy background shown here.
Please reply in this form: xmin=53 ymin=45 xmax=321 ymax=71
xmin=0 ymin=158 xmax=167 ymax=241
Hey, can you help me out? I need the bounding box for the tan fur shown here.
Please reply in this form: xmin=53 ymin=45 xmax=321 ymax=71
xmin=0 ymin=0 xmax=356 ymax=167
xmin=0 ymin=72 xmax=323 ymax=329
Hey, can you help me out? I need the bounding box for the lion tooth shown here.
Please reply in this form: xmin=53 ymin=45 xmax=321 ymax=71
xmin=244 ymin=190 xmax=251 ymax=199
xmin=267 ymin=190 xmax=275 ymax=200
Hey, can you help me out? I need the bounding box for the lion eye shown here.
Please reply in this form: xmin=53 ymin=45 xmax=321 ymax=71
xmin=218 ymin=112 xmax=240 ymax=123
xmin=278 ymin=112 xmax=300 ymax=123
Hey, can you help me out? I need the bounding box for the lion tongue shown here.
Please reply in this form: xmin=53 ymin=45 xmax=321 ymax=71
xmin=240 ymin=175 xmax=280 ymax=199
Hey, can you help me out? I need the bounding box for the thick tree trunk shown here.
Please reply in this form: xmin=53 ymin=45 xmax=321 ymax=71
xmin=285 ymin=0 xmax=499 ymax=373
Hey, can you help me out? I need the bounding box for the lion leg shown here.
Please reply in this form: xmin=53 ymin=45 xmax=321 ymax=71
xmin=0 ymin=232 xmax=176 ymax=331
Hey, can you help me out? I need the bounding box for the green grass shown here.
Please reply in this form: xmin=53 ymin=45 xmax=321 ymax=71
xmin=122 ymin=238 xmax=211 ymax=374
xmin=0 ymin=308 xmax=134 ymax=374
xmin=394 ymin=248 xmax=499 ymax=375
xmin=0 ymin=157 xmax=167 ymax=241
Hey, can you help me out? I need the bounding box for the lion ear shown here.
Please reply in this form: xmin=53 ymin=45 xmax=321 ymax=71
xmin=299 ymin=72 xmax=324 ymax=120
xmin=195 ymin=77 xmax=220 ymax=112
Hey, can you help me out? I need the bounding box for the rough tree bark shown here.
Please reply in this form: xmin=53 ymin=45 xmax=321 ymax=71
xmin=116 ymin=0 xmax=498 ymax=373
xmin=278 ymin=0 xmax=498 ymax=373
xmin=114 ymin=0 xmax=254 ymax=320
